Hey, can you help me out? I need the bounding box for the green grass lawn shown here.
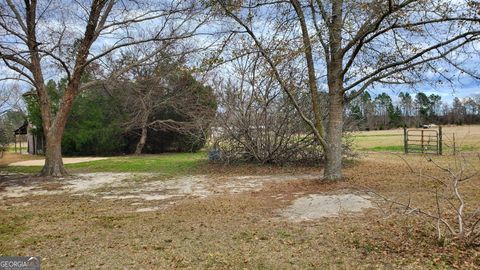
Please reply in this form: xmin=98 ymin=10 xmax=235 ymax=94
xmin=356 ymin=140 xmax=478 ymax=153
xmin=358 ymin=145 xmax=404 ymax=152
xmin=1 ymin=152 xmax=207 ymax=175
xmin=6 ymin=147 xmax=28 ymax=153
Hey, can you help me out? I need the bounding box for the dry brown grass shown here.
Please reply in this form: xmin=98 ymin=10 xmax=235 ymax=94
xmin=0 ymin=153 xmax=479 ymax=269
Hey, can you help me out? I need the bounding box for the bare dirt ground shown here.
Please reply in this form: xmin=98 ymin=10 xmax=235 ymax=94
xmin=8 ymin=157 xmax=108 ymax=166
xmin=1 ymin=172 xmax=371 ymax=217
xmin=280 ymin=193 xmax=373 ymax=221
xmin=0 ymin=153 xmax=479 ymax=269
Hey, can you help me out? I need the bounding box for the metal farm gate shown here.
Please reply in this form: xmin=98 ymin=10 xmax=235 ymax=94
xmin=403 ymin=126 xmax=443 ymax=155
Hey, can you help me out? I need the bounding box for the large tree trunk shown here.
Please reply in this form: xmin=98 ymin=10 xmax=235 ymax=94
xmin=12 ymin=0 xmax=112 ymax=177
xmin=134 ymin=126 xmax=148 ymax=155
xmin=323 ymin=0 xmax=344 ymax=181
xmin=39 ymin=90 xmax=75 ymax=177
xmin=324 ymin=90 xmax=344 ymax=181
xmin=40 ymin=130 xmax=67 ymax=177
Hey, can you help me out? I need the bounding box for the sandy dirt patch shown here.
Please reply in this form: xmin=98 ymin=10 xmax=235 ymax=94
xmin=0 ymin=173 xmax=319 ymax=209
xmin=1 ymin=172 xmax=374 ymax=219
xmin=8 ymin=157 xmax=109 ymax=166
xmin=280 ymin=193 xmax=374 ymax=221
xmin=0 ymin=173 xmax=134 ymax=199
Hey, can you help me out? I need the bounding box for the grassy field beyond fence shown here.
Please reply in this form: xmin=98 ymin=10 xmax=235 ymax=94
xmin=353 ymin=125 xmax=480 ymax=153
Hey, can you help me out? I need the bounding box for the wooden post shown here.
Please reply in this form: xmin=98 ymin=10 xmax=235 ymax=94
xmin=32 ymin=134 xmax=35 ymax=155
xmin=421 ymin=129 xmax=424 ymax=154
xmin=453 ymin=133 xmax=456 ymax=155
xmin=19 ymin=137 xmax=22 ymax=154
xmin=403 ymin=126 xmax=408 ymax=154
xmin=438 ymin=126 xmax=443 ymax=155
xmin=14 ymin=135 xmax=17 ymax=153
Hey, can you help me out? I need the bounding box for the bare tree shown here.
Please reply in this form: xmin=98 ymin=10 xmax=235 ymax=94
xmin=212 ymin=0 xmax=480 ymax=180
xmin=121 ymin=70 xmax=216 ymax=155
xmin=0 ymin=0 xmax=211 ymax=176
xmin=373 ymin=153 xmax=480 ymax=246
xmin=111 ymin=46 xmax=216 ymax=154
xmin=0 ymin=82 xmax=22 ymax=116
xmin=0 ymin=82 xmax=24 ymax=157
xmin=214 ymin=53 xmax=322 ymax=164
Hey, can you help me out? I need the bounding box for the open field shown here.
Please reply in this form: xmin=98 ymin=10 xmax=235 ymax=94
xmin=0 ymin=152 xmax=479 ymax=269
xmin=353 ymin=125 xmax=480 ymax=152
xmin=6 ymin=142 xmax=28 ymax=153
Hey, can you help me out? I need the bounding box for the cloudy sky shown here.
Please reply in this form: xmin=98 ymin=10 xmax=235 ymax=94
xmin=1 ymin=0 xmax=479 ymax=112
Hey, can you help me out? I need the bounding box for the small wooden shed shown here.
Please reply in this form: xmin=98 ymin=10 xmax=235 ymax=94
xmin=13 ymin=121 xmax=45 ymax=155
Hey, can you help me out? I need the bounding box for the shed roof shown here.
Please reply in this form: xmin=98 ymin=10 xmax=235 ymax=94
xmin=14 ymin=121 xmax=28 ymax=135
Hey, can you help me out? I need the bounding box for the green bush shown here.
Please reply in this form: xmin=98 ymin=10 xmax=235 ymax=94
xmin=61 ymin=87 xmax=126 ymax=156
xmin=135 ymin=129 xmax=206 ymax=153
xmin=25 ymin=70 xmax=216 ymax=156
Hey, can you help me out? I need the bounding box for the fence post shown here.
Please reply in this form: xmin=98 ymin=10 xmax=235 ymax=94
xmin=438 ymin=126 xmax=442 ymax=155
xmin=421 ymin=129 xmax=424 ymax=153
xmin=403 ymin=126 xmax=408 ymax=154
xmin=453 ymin=133 xmax=456 ymax=155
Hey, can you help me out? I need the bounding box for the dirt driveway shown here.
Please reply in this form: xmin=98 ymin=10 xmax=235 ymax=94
xmin=8 ymin=157 xmax=109 ymax=166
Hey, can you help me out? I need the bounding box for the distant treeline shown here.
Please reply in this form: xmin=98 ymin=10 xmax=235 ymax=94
xmin=345 ymin=92 xmax=480 ymax=131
